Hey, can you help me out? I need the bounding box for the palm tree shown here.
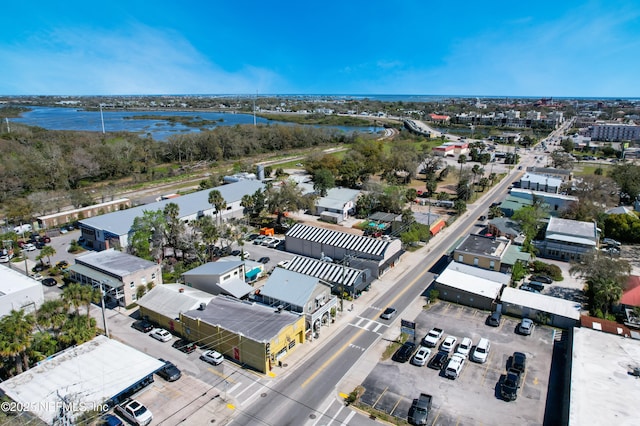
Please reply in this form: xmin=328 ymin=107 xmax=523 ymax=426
xmin=39 ymin=245 xmax=56 ymax=265
xmin=0 ymin=309 xmax=36 ymax=375
xmin=62 ymin=282 xmax=85 ymax=316
xmin=457 ymin=154 xmax=467 ymax=178
xmin=36 ymin=299 xmax=68 ymax=338
xmin=208 ymin=190 xmax=227 ymax=225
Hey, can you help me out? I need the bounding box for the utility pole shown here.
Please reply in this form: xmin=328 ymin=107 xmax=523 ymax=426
xmin=100 ymin=281 xmax=110 ymax=338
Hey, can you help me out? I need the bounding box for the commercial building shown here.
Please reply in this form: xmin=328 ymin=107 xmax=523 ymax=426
xmin=136 ymin=283 xmax=215 ymax=331
xmin=519 ymin=173 xmax=562 ymax=193
xmin=500 ymin=287 xmax=581 ymax=329
xmin=0 ymin=335 xmax=163 ymax=425
xmin=536 ymin=216 xmax=599 ymax=262
xmin=569 ymin=327 xmax=640 ymax=426
xmin=281 ymin=255 xmax=371 ymax=297
xmin=180 ymin=296 xmax=306 ymax=373
xmin=0 ymin=266 xmax=44 ymax=316
xmin=452 ymin=234 xmax=511 ymax=272
xmin=433 ymin=261 xmax=508 ymax=311
xmin=590 ymin=123 xmax=640 ymax=141
xmin=68 ymin=249 xmax=162 ymax=307
xmin=509 ymin=188 xmax=578 ymax=214
xmin=181 ymin=260 xmax=254 ymax=299
xmin=284 ymin=223 xmax=403 ymax=279
xmin=525 ymin=167 xmax=573 ymax=182
xmin=78 ymin=180 xmax=264 ymax=251
xmin=254 ymin=268 xmax=338 ymax=338
xmin=37 ymin=198 xmax=131 ymax=229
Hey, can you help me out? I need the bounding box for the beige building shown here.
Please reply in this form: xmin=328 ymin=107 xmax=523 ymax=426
xmin=452 ymin=234 xmax=511 ymax=273
xmin=68 ymin=249 xmax=162 ymax=307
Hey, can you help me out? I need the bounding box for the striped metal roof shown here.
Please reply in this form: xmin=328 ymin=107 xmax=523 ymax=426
xmin=286 ymin=224 xmax=390 ymax=257
xmin=284 ymin=255 xmax=363 ymax=287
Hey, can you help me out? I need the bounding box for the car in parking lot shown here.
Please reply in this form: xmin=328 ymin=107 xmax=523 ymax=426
xmin=471 ymin=338 xmax=490 ymax=363
xmin=421 ymin=327 xmax=444 ymax=348
xmin=258 ymin=256 xmax=270 ymax=264
xmin=393 ymin=341 xmax=417 ymax=363
xmin=156 ymin=359 xmax=182 ymax=382
xmin=487 ymin=311 xmax=501 ymax=327
xmin=440 ymin=336 xmax=457 ymax=353
xmin=411 ymin=346 xmax=432 ymax=367
xmin=31 ymin=273 xmax=44 ymax=281
xmin=511 ymin=351 xmax=527 ymax=374
xmin=200 ymin=349 xmax=224 ymax=365
xmin=100 ymin=413 xmax=124 ymax=426
xmin=55 ymin=260 xmax=69 ymax=269
xmin=518 ymin=318 xmax=534 ymax=335
xmin=261 ymin=237 xmax=277 ymax=247
xmin=23 ymin=243 xmax=36 ymax=251
xmin=150 ymin=328 xmax=172 ymax=342
xmin=455 ymin=337 xmax=473 ymax=358
xmin=380 ymin=307 xmax=397 ymax=320
xmin=131 ymin=320 xmax=154 ymax=333
xmin=444 ymin=353 xmax=466 ymax=379
xmin=172 ymin=339 xmax=197 ymax=354
xmin=427 ymin=351 xmax=448 ymax=370
xmin=520 ymin=284 xmax=540 ymax=293
xmin=501 ymin=368 xmax=523 ymax=401
xmin=42 ymin=277 xmax=58 ymax=287
xmin=115 ymin=399 xmax=152 ymax=426
xmin=526 ymin=281 xmax=545 ymax=292
xmin=253 ymin=235 xmax=267 ymax=245
xmin=0 ymin=254 xmax=13 ymax=263
xmin=530 ymin=275 xmax=552 ymax=284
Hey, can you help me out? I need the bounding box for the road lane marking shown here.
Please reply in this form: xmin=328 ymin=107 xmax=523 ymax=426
xmin=311 ymin=398 xmax=335 ymax=426
xmin=342 ymin=411 xmax=356 ymax=425
xmin=372 ymin=323 xmax=383 ymax=333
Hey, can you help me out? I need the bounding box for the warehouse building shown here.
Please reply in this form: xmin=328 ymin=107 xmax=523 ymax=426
xmin=284 ymin=223 xmax=403 ymax=279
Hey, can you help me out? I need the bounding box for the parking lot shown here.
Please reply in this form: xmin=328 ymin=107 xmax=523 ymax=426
xmin=359 ymin=302 xmax=554 ymax=425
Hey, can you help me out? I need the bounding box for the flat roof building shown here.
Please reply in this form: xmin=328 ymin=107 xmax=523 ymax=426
xmin=0 ymin=335 xmax=163 ymax=425
xmin=0 ymin=266 xmax=45 ymax=316
xmin=569 ymin=327 xmax=640 ymax=426
xmin=68 ymin=249 xmax=162 ymax=307
xmin=434 ymin=261 xmax=508 ymax=311
xmin=452 ymin=234 xmax=511 ymax=272
xmin=500 ymin=287 xmax=581 ymax=328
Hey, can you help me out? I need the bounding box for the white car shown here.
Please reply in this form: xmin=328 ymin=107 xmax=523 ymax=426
xmin=471 ymin=338 xmax=491 ymax=364
xmin=150 ymin=328 xmax=172 ymax=342
xmin=22 ymin=243 xmax=36 ymax=251
xmin=0 ymin=254 xmax=12 ymax=263
xmin=200 ymin=349 xmax=224 ymax=365
xmin=411 ymin=346 xmax=432 ymax=367
xmin=421 ymin=327 xmax=444 ymax=348
xmin=455 ymin=337 xmax=473 ymax=358
xmin=261 ymin=237 xmax=277 ymax=247
xmin=116 ymin=399 xmax=152 ymax=426
xmin=31 ymin=273 xmax=44 ymax=281
xmin=445 ymin=353 xmax=466 ymax=379
xmin=518 ymin=318 xmax=534 ymax=335
xmin=441 ymin=336 xmax=457 ymax=353
xmin=267 ymin=238 xmax=281 ymax=248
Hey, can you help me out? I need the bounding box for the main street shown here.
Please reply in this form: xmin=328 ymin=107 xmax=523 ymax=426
xmin=228 ymin=146 xmax=530 ymax=425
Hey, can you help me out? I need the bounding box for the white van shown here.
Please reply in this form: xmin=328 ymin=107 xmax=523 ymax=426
xmin=471 ymin=338 xmax=490 ymax=363
xmin=13 ymin=224 xmax=32 ymax=234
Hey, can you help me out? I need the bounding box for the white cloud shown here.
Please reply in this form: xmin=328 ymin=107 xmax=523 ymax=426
xmin=0 ymin=23 xmax=286 ymax=95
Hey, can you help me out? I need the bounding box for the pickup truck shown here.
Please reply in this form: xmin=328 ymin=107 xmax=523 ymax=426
xmin=408 ymin=393 xmax=432 ymax=425
xmin=115 ymin=398 xmax=153 ymax=426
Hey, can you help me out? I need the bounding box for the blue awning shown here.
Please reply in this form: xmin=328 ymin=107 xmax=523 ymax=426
xmin=246 ymin=267 xmax=261 ymax=280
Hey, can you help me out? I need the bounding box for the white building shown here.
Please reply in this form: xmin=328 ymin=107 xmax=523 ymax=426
xmin=590 ymin=123 xmax=640 ymax=141
xmin=0 ymin=266 xmax=45 ymax=316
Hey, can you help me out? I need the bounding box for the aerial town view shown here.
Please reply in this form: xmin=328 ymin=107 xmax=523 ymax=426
xmin=1 ymin=2 xmax=639 ymax=426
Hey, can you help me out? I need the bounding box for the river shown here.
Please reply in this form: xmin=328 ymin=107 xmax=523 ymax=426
xmin=10 ymin=107 xmax=378 ymax=141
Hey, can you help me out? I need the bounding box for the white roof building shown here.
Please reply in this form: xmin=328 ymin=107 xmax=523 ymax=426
xmin=569 ymin=327 xmax=640 ymax=426
xmin=0 ymin=335 xmax=163 ymax=424
xmin=500 ymin=287 xmax=581 ymax=328
xmin=0 ymin=266 xmax=45 ymax=317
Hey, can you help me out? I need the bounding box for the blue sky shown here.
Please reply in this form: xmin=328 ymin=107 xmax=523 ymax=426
xmin=1 ymin=1 xmax=639 ymax=97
